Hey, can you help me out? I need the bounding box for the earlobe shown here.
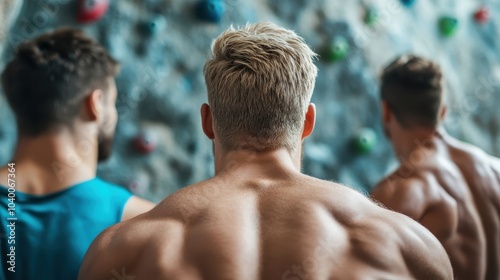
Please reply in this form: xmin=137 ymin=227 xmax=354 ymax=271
xmin=302 ymin=103 xmax=316 ymax=139
xmin=201 ymin=103 xmax=215 ymax=140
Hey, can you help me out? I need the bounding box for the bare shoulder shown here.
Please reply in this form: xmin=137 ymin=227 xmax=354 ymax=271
xmin=296 ymin=176 xmax=377 ymax=209
xmin=78 ymin=219 xmax=145 ymax=280
xmin=371 ymin=172 xmax=429 ymax=219
xmin=155 ymin=178 xmax=221 ymax=220
xmin=380 ymin=209 xmax=453 ymax=279
xmin=79 ymin=212 xmax=185 ymax=280
xmin=78 ymin=223 xmax=128 ymax=279
xmin=312 ymin=178 xmax=453 ymax=279
xmin=450 ymin=137 xmax=497 ymax=171
xmin=450 ymin=139 xmax=500 ymax=194
xmin=372 ymin=169 xmax=424 ymax=197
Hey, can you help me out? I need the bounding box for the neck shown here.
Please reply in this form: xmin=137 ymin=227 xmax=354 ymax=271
xmin=214 ymin=146 xmax=302 ymax=179
xmin=10 ymin=126 xmax=98 ymax=194
xmin=392 ymin=126 xmax=447 ymax=161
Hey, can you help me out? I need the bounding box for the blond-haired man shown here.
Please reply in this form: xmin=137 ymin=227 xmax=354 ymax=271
xmin=79 ymin=23 xmax=452 ymax=280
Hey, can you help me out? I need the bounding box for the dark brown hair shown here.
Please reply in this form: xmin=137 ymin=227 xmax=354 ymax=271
xmin=1 ymin=28 xmax=119 ymax=136
xmin=381 ymin=55 xmax=444 ymax=128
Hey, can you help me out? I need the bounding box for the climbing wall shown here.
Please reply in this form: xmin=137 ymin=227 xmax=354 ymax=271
xmin=0 ymin=0 xmax=499 ymax=202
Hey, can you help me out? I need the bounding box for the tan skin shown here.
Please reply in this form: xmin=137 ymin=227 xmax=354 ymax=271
xmin=372 ymin=101 xmax=500 ymax=280
xmin=0 ymin=80 xmax=155 ymax=220
xmin=79 ymin=103 xmax=452 ymax=280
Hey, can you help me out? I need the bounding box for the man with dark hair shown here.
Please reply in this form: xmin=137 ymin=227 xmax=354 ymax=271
xmin=0 ymin=28 xmax=155 ymax=280
xmin=372 ymin=54 xmax=500 ymax=280
xmin=79 ymin=23 xmax=452 ymax=280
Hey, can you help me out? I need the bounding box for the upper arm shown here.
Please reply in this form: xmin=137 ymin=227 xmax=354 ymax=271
xmin=419 ymin=187 xmax=458 ymax=242
xmin=78 ymin=228 xmax=124 ymax=280
xmin=373 ymin=177 xmax=457 ymax=243
xmin=121 ymin=196 xmax=156 ymax=221
xmin=371 ymin=178 xmax=428 ymax=221
xmin=400 ymin=216 xmax=454 ymax=280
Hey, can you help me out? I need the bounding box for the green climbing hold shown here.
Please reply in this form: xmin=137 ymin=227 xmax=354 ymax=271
xmin=439 ymin=16 xmax=458 ymax=37
xmin=327 ymin=36 xmax=349 ymax=62
xmin=364 ymin=7 xmax=379 ymax=27
xmin=353 ymin=128 xmax=377 ymax=154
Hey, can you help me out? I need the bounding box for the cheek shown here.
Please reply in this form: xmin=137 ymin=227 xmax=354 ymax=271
xmin=111 ymin=106 xmax=118 ymax=125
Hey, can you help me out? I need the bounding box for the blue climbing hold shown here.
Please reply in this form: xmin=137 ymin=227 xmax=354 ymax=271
xmin=195 ymin=0 xmax=225 ymax=23
xmin=400 ymin=0 xmax=416 ymax=7
xmin=140 ymin=17 xmax=167 ymax=36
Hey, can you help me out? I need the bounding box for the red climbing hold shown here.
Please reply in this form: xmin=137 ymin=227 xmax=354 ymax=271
xmin=474 ymin=7 xmax=489 ymax=24
xmin=133 ymin=130 xmax=158 ymax=154
xmin=77 ymin=0 xmax=109 ymax=24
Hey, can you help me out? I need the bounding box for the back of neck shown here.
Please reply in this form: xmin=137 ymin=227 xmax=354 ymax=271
xmin=4 ymin=132 xmax=97 ymax=195
xmin=393 ymin=127 xmax=447 ymax=161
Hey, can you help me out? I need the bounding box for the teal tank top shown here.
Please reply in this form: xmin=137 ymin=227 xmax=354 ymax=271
xmin=0 ymin=178 xmax=132 ymax=280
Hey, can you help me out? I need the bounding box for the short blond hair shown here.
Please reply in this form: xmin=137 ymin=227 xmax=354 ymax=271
xmin=204 ymin=22 xmax=318 ymax=152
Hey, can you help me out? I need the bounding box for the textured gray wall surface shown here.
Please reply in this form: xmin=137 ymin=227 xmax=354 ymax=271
xmin=0 ymin=0 xmax=499 ymax=202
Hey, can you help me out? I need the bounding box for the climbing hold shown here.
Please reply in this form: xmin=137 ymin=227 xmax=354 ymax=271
xmin=364 ymin=7 xmax=379 ymax=27
xmin=353 ymin=128 xmax=377 ymax=154
xmin=195 ymin=0 xmax=225 ymax=23
xmin=139 ymin=17 xmax=167 ymax=36
xmin=400 ymin=0 xmax=416 ymax=7
xmin=438 ymin=16 xmax=458 ymax=37
xmin=127 ymin=173 xmax=149 ymax=196
xmin=326 ymin=36 xmax=349 ymax=62
xmin=133 ymin=130 xmax=158 ymax=154
xmin=474 ymin=7 xmax=489 ymax=24
xmin=77 ymin=0 xmax=109 ymax=24
xmin=128 ymin=181 xmax=147 ymax=195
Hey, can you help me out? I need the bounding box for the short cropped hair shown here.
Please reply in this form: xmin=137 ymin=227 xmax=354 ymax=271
xmin=381 ymin=55 xmax=444 ymax=128
xmin=204 ymin=22 xmax=318 ymax=152
xmin=1 ymin=28 xmax=119 ymax=136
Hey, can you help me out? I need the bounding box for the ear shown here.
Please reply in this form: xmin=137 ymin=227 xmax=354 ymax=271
xmin=302 ymin=103 xmax=316 ymax=139
xmin=201 ymin=103 xmax=215 ymax=140
xmin=439 ymin=104 xmax=448 ymax=121
xmin=82 ymin=89 xmax=104 ymax=122
xmin=381 ymin=101 xmax=392 ymax=123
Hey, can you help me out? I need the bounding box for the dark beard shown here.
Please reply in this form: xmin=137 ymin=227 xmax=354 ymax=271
xmin=383 ymin=125 xmax=391 ymax=140
xmin=97 ymin=131 xmax=114 ymax=162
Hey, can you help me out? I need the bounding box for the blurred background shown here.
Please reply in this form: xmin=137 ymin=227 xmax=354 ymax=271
xmin=0 ymin=0 xmax=499 ymax=202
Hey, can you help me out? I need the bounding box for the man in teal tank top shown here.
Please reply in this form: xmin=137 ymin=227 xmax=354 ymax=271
xmin=0 ymin=28 xmax=155 ymax=280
